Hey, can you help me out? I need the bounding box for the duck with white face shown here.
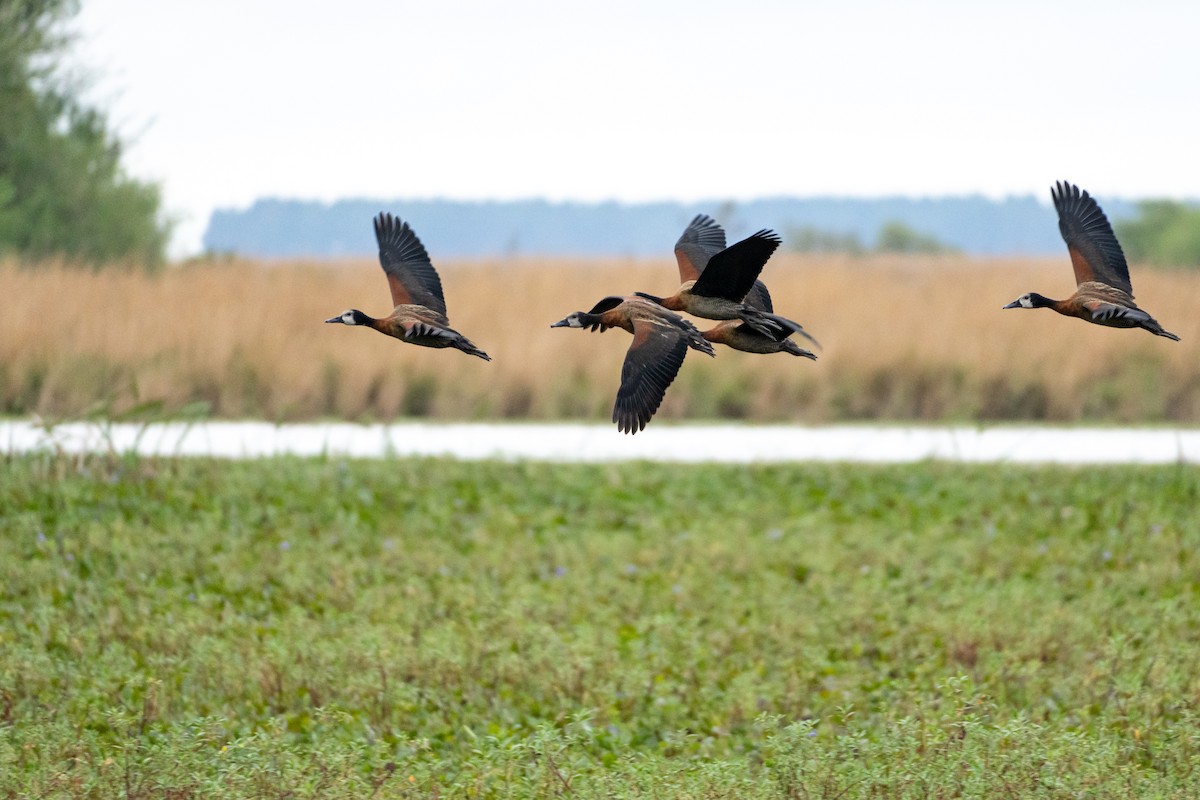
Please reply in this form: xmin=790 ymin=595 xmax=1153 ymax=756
xmin=326 ymin=309 xmax=372 ymax=326
xmin=1002 ymin=182 xmax=1179 ymax=341
xmin=1002 ymin=293 xmax=1053 ymax=311
xmin=548 ymin=311 xmax=585 ymax=328
xmin=324 ymin=213 xmax=491 ymax=360
xmin=551 ymin=295 xmax=714 ymax=434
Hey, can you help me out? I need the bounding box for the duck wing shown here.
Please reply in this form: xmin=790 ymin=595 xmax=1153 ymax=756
xmin=674 ymin=214 xmax=727 ymax=283
xmin=374 ymin=212 xmax=448 ymax=318
xmin=613 ymin=316 xmax=691 ymax=434
xmin=691 ymin=229 xmax=782 ymax=301
xmin=1052 ymin=181 xmax=1133 ymax=296
xmin=743 ymin=279 xmax=774 ymax=313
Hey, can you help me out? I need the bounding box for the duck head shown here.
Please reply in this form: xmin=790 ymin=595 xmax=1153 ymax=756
xmin=551 ymin=296 xmax=624 ymax=330
xmin=325 ymin=309 xmax=372 ymax=325
xmin=550 ymin=311 xmax=594 ymax=328
xmin=1003 ymin=293 xmax=1054 ymax=310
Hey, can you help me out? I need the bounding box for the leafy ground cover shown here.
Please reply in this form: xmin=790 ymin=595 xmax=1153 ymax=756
xmin=2 ymin=453 xmax=1198 ymax=797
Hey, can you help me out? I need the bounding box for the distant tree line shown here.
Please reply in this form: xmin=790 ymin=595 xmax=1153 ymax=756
xmin=789 ymin=204 xmax=1200 ymax=267
xmin=0 ymin=0 xmax=168 ymax=267
xmin=788 ymin=220 xmax=959 ymax=256
xmin=204 ymin=196 xmax=1082 ymax=258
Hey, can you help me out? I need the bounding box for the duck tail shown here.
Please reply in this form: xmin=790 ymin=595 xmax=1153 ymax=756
xmin=676 ymin=316 xmax=716 ymax=356
xmin=1142 ymin=316 xmax=1181 ymax=342
xmin=690 ymin=333 xmax=716 ymax=357
xmin=455 ymin=337 xmax=492 ymax=361
xmin=762 ymin=312 xmax=821 ymax=349
xmin=783 ymin=340 xmax=818 ymax=360
xmin=738 ymin=308 xmax=783 ymax=338
xmin=1153 ymin=327 xmax=1181 ymax=342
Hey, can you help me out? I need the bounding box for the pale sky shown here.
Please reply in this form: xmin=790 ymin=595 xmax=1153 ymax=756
xmin=72 ymin=0 xmax=1200 ymax=258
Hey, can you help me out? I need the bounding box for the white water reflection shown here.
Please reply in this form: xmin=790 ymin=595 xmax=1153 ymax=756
xmin=3 ymin=420 xmax=1199 ymax=464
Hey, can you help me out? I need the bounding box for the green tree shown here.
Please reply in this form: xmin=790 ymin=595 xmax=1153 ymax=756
xmin=787 ymin=225 xmax=865 ymax=255
xmin=0 ymin=0 xmax=169 ymax=266
xmin=1114 ymin=200 xmax=1200 ymax=269
xmin=787 ymin=222 xmax=956 ymax=257
xmin=874 ymin=220 xmax=957 ymax=255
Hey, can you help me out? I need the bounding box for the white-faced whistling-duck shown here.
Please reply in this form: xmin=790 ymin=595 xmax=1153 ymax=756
xmin=325 ymin=213 xmax=492 ymax=359
xmin=1003 ymin=182 xmax=1179 ymax=341
xmin=635 ymin=217 xmax=810 ymax=340
xmin=700 ymin=319 xmax=817 ymax=359
xmin=550 ymin=296 xmax=715 ymax=434
xmin=660 ymin=215 xmax=819 ymax=357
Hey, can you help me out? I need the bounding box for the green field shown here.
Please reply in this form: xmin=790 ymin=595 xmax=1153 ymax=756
xmin=2 ymin=454 xmax=1199 ymax=798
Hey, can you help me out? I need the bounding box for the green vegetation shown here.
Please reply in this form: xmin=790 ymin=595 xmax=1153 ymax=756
xmin=874 ymin=220 xmax=959 ymax=255
xmin=0 ymin=0 xmax=168 ymax=266
xmin=788 ymin=221 xmax=956 ymax=255
xmin=787 ymin=225 xmax=866 ymax=255
xmin=1116 ymin=200 xmax=1200 ymax=269
xmin=2 ymin=454 xmax=1199 ymax=797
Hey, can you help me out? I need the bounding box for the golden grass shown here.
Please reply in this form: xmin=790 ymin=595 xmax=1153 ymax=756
xmin=3 ymin=253 xmax=1199 ymax=423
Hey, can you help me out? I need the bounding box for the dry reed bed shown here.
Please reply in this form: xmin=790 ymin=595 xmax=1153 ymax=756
xmin=2 ymin=254 xmax=1198 ymax=423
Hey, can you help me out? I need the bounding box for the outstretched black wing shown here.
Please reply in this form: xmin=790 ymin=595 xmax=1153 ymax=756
xmin=612 ymin=318 xmax=690 ymax=434
xmin=691 ymin=229 xmax=782 ymax=301
xmin=374 ymin=212 xmax=448 ymax=318
xmin=1052 ymin=181 xmax=1132 ymax=296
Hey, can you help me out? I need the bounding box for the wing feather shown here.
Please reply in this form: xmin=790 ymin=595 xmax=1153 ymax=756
xmin=374 ymin=213 xmax=448 ymax=318
xmin=1052 ymin=182 xmax=1133 ymax=295
xmin=1082 ymin=299 xmax=1150 ymax=325
xmin=612 ymin=320 xmax=690 ymax=434
xmin=673 ymin=214 xmax=727 ymax=283
xmin=691 ymin=229 xmax=782 ymax=301
xmin=743 ymin=279 xmax=774 ymax=313
xmin=587 ymin=296 xmax=626 ymax=315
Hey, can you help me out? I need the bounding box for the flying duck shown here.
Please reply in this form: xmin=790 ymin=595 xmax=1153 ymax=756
xmin=551 ymin=296 xmax=715 ymax=434
xmin=1003 ymin=182 xmax=1179 ymax=341
xmin=634 ymin=223 xmax=805 ymax=338
xmin=701 ymin=319 xmax=817 ymax=359
xmin=325 ymin=213 xmax=491 ymax=359
xmin=660 ymin=214 xmax=819 ymax=356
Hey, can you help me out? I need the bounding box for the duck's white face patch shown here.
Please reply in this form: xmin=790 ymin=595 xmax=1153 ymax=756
xmin=1018 ymin=294 xmax=1034 ymax=309
xmin=340 ymin=310 xmax=359 ymax=325
xmin=564 ymin=313 xmax=585 ymax=328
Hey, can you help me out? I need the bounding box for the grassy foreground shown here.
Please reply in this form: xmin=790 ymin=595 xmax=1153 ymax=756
xmin=2 ymin=454 xmax=1200 ymax=798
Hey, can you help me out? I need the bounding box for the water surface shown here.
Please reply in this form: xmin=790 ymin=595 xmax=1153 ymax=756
xmin=4 ymin=421 xmax=1198 ymax=463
